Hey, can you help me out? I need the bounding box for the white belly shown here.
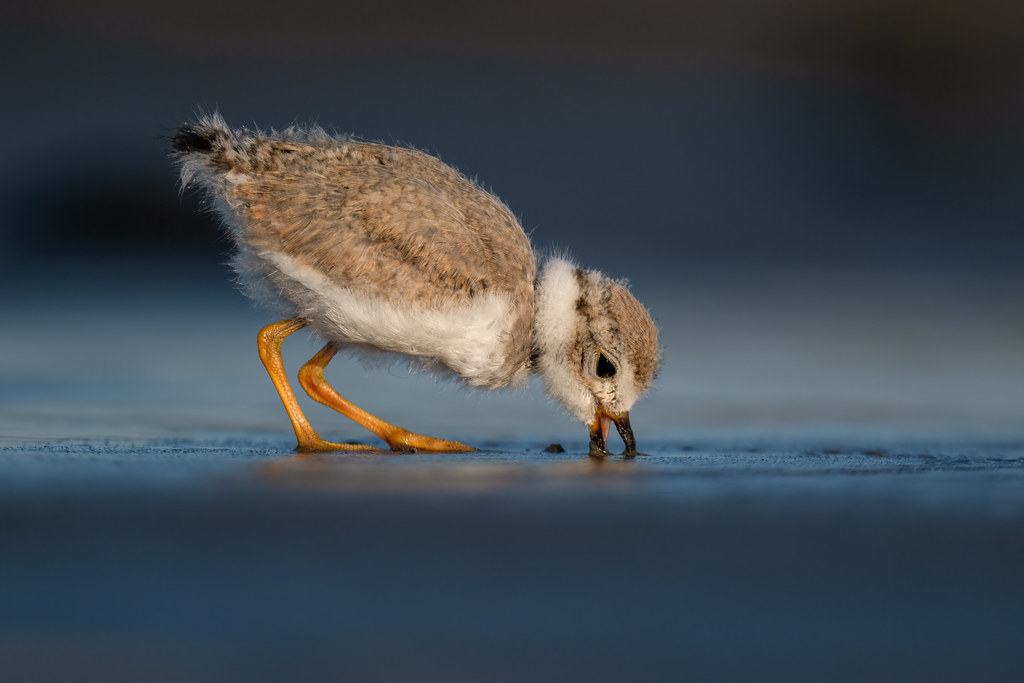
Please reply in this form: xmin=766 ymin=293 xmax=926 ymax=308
xmin=257 ymin=249 xmax=521 ymax=388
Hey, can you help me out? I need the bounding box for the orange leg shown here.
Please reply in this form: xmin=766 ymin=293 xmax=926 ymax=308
xmin=298 ymin=341 xmax=476 ymax=453
xmin=258 ymin=318 xmax=381 ymax=452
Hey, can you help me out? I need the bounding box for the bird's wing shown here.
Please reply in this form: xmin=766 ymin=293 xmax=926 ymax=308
xmin=232 ymin=146 xmax=534 ymax=305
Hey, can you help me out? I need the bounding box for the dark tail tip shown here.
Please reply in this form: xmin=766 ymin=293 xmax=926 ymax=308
xmin=171 ymin=123 xmax=216 ymax=154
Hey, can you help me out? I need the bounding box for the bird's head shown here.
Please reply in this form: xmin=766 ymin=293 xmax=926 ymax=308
xmin=533 ymin=259 xmax=661 ymax=455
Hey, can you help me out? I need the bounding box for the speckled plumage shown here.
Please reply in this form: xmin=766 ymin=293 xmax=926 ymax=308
xmin=173 ymin=113 xmax=660 ymax=454
xmin=177 ymin=114 xmax=534 ymax=387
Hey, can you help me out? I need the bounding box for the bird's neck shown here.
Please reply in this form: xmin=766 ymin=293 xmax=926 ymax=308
xmin=532 ymin=257 xmax=583 ymax=369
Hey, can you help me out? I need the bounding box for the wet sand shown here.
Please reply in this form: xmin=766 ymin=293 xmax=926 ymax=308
xmin=2 ymin=436 xmax=1023 ymax=682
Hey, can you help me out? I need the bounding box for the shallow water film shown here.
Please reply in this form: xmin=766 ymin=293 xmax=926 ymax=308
xmin=2 ymin=435 xmax=1024 ymax=682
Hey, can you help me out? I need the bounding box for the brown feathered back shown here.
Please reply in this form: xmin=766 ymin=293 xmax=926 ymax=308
xmin=173 ymin=115 xmax=536 ymax=387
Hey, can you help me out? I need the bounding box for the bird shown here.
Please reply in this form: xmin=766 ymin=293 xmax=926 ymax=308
xmin=171 ymin=112 xmax=660 ymax=456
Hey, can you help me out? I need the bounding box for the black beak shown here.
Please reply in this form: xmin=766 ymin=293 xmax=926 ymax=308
xmin=589 ymin=411 xmax=638 ymax=456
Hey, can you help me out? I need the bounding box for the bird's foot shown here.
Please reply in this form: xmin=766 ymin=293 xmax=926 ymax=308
xmin=295 ymin=435 xmax=384 ymax=453
xmin=382 ymin=429 xmax=476 ymax=453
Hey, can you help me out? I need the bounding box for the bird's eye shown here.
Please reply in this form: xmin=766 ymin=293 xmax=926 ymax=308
xmin=596 ymin=351 xmax=617 ymax=379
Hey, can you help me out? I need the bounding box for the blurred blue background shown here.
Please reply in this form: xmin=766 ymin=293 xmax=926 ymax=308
xmin=2 ymin=0 xmax=1022 ymax=442
xmin=2 ymin=4 xmax=1024 ymax=682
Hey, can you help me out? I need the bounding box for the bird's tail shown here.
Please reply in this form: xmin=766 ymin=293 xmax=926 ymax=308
xmin=170 ymin=111 xmax=251 ymax=191
xmin=171 ymin=118 xmax=227 ymax=156
xmin=171 ymin=112 xmax=343 ymax=193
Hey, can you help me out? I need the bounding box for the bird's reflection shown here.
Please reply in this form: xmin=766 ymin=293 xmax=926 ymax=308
xmin=253 ymin=448 xmax=640 ymax=492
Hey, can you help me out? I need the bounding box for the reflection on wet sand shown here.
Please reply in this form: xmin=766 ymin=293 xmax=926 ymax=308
xmin=254 ymin=450 xmax=641 ymax=492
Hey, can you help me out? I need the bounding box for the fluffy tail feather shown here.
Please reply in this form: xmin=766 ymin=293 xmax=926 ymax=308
xmin=171 ymin=111 xmax=237 ymax=163
xmin=171 ymin=111 xmax=342 ymax=191
xmin=171 ymin=123 xmax=218 ymax=155
xmin=170 ymin=111 xmax=246 ymax=192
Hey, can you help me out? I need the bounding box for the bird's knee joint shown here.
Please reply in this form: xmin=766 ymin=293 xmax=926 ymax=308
xmin=297 ymin=363 xmax=324 ymax=391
